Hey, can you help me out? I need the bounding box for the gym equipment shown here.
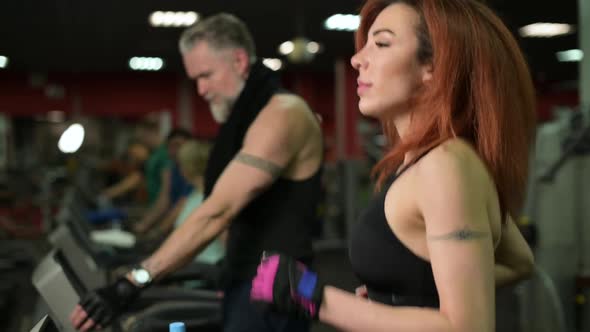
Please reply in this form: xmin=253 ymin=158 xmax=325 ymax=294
xmin=31 ymin=250 xmax=88 ymax=332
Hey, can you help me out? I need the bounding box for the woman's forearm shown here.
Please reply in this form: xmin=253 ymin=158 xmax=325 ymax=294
xmin=319 ymin=286 xmax=454 ymax=332
xmin=495 ymin=262 xmax=534 ymax=288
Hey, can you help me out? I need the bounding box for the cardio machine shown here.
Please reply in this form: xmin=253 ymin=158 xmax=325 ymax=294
xmin=30 ymin=246 xmax=222 ymax=332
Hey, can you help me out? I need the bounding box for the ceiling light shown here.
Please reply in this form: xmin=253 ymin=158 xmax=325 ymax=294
xmin=181 ymin=12 xmax=198 ymax=26
xmin=0 ymin=55 xmax=8 ymax=68
xmin=279 ymin=41 xmax=295 ymax=55
xmin=129 ymin=57 xmax=164 ymax=71
xmin=263 ymin=58 xmax=283 ymax=71
xmin=58 ymin=123 xmax=85 ymax=154
xmin=149 ymin=11 xmax=198 ymax=27
xmin=324 ymin=14 xmax=360 ymax=31
xmin=519 ymin=23 xmax=574 ymax=38
xmin=306 ymin=41 xmax=321 ymax=54
xmin=280 ymin=37 xmax=319 ymax=64
xmin=556 ymin=49 xmax=584 ymax=62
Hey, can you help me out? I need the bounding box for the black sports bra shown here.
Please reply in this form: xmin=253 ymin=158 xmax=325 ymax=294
xmin=348 ymin=150 xmax=439 ymax=308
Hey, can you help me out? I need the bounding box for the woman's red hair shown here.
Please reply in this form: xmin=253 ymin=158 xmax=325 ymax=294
xmin=356 ymin=0 xmax=537 ymax=219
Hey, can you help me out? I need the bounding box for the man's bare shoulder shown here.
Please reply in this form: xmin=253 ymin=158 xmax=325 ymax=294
xmin=269 ymin=93 xmax=309 ymax=109
xmin=250 ymin=94 xmax=317 ymax=132
xmin=262 ymin=93 xmax=312 ymax=120
xmin=242 ymin=93 xmax=320 ymax=156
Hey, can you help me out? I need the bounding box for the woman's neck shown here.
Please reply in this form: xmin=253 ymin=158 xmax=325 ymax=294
xmin=390 ymin=105 xmax=413 ymax=139
xmin=390 ymin=110 xmax=426 ymax=169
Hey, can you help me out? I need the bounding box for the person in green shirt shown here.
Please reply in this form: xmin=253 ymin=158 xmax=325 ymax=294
xmin=137 ymin=120 xmax=171 ymax=205
xmin=133 ymin=129 xmax=193 ymax=234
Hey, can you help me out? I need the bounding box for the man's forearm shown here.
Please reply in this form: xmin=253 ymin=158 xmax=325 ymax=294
xmin=141 ymin=199 xmax=231 ymax=280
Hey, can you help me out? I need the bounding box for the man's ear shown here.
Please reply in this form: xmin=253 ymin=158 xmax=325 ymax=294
xmin=233 ymin=48 xmax=250 ymax=77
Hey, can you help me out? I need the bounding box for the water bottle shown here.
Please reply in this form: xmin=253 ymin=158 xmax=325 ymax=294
xmin=169 ymin=322 xmax=186 ymax=332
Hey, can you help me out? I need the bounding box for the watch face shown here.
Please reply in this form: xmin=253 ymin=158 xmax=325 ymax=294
xmin=134 ymin=269 xmax=150 ymax=284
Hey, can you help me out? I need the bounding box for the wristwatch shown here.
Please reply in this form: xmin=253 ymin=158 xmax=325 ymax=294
xmin=130 ymin=266 xmax=153 ymax=287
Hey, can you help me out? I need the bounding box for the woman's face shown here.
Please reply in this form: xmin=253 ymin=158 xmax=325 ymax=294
xmin=351 ymin=3 xmax=432 ymax=119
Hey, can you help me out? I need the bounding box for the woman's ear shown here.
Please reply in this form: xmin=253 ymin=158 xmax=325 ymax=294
xmin=421 ymin=62 xmax=433 ymax=83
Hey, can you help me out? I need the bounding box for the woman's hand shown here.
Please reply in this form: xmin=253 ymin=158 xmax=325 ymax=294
xmin=250 ymin=253 xmax=325 ymax=320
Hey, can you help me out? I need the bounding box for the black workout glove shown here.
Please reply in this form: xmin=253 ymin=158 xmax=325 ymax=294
xmin=250 ymin=253 xmax=325 ymax=320
xmin=78 ymin=277 xmax=142 ymax=327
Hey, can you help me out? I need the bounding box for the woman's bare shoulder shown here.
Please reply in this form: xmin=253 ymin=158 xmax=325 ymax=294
xmin=413 ymin=138 xmax=494 ymax=199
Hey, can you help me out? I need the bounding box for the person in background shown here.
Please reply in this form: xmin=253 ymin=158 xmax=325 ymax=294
xmin=134 ymin=118 xmax=170 ymax=206
xmin=133 ymin=128 xmax=193 ymax=235
xmin=154 ymin=139 xmax=225 ymax=267
xmin=99 ymin=141 xmax=150 ymax=205
xmin=174 ymin=139 xmax=226 ymax=290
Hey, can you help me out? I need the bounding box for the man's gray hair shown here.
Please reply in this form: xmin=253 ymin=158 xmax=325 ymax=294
xmin=179 ymin=13 xmax=256 ymax=63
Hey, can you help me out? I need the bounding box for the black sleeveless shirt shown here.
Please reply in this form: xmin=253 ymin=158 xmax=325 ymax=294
xmin=203 ymin=61 xmax=322 ymax=285
xmin=349 ymin=151 xmax=439 ymax=308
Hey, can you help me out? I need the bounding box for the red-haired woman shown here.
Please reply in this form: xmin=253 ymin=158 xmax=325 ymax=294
xmin=251 ymin=0 xmax=536 ymax=331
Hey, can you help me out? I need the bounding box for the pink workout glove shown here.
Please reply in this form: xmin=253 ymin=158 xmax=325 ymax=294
xmin=250 ymin=253 xmax=324 ymax=320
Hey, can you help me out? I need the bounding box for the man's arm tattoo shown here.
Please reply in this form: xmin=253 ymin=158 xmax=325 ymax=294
xmin=235 ymin=153 xmax=283 ymax=178
xmin=429 ymin=227 xmax=489 ymax=242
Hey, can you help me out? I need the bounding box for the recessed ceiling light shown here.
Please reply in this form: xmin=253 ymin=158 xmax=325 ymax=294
xmin=556 ymin=49 xmax=584 ymax=62
xmin=263 ymin=58 xmax=283 ymax=71
xmin=0 ymin=55 xmax=8 ymax=68
xmin=129 ymin=57 xmax=164 ymax=71
xmin=519 ymin=23 xmax=574 ymax=38
xmin=324 ymin=14 xmax=360 ymax=31
xmin=306 ymin=41 xmax=321 ymax=54
xmin=279 ymin=41 xmax=295 ymax=55
xmin=149 ymin=11 xmax=198 ymax=27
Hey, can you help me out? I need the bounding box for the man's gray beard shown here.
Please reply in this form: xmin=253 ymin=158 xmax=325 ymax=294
xmin=210 ymin=101 xmax=231 ymax=124
xmin=209 ymin=81 xmax=245 ymax=124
